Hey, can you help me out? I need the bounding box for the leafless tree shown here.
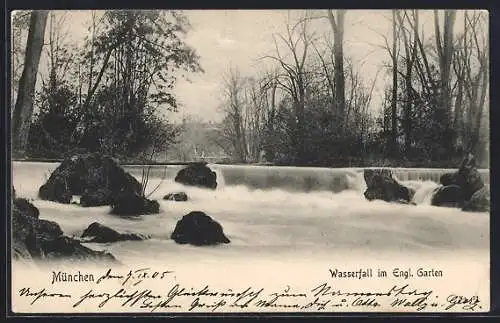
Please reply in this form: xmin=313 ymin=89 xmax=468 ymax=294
xmin=396 ymin=10 xmax=420 ymax=155
xmin=218 ymin=67 xmax=249 ymax=162
xmin=455 ymin=10 xmax=488 ymax=156
xmin=434 ymin=10 xmax=457 ymax=132
xmin=327 ymin=10 xmax=347 ymax=130
xmin=261 ymin=12 xmax=316 ymax=163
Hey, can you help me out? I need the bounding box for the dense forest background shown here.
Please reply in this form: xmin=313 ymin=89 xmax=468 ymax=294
xmin=11 ymin=10 xmax=490 ymax=168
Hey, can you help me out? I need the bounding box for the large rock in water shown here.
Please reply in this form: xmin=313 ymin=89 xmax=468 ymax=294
xmin=81 ymin=222 xmax=148 ymax=243
xmin=431 ymin=185 xmax=464 ymax=208
xmin=363 ymin=169 xmax=415 ymax=203
xmin=171 ymin=211 xmax=230 ymax=246
xmin=38 ymin=153 xmax=141 ymax=206
xmin=12 ymin=196 xmax=117 ymax=264
xmin=439 ymin=154 xmax=484 ymax=201
xmin=436 ymin=154 xmax=488 ymax=212
xmin=110 ymin=193 xmax=160 ymax=216
xmin=174 ymin=163 xmax=217 ymax=190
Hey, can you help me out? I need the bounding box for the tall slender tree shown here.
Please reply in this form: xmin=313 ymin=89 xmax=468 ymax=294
xmin=434 ymin=9 xmax=456 ymax=156
xmin=327 ymin=10 xmax=346 ymax=131
xmin=12 ymin=11 xmax=48 ymax=155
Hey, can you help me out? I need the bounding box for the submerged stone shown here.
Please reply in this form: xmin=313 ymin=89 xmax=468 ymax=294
xmin=42 ymin=236 xmax=117 ymax=263
xmin=171 ymin=211 xmax=230 ymax=246
xmin=163 ymin=192 xmax=188 ymax=202
xmin=81 ymin=222 xmax=148 ymax=243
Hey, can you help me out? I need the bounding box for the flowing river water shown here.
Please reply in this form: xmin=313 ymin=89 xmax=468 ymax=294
xmin=11 ymin=162 xmax=490 ymax=265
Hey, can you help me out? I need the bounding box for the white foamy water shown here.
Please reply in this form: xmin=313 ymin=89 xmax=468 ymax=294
xmin=11 ymin=162 xmax=489 ymax=266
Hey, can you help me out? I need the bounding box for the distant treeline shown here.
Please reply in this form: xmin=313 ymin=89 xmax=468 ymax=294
xmin=210 ymin=10 xmax=489 ymax=169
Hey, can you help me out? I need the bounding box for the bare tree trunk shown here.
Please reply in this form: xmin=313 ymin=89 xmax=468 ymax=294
xmin=397 ymin=10 xmax=419 ymax=156
xmin=12 ymin=11 xmax=48 ymax=155
xmin=328 ymin=10 xmax=346 ymax=131
xmin=434 ymin=9 xmax=456 ymax=156
xmin=453 ymin=11 xmax=467 ymax=151
xmin=264 ymin=14 xmax=312 ymax=164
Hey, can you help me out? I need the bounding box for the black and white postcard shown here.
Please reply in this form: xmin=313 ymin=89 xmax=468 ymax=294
xmin=10 ymin=9 xmax=490 ymax=313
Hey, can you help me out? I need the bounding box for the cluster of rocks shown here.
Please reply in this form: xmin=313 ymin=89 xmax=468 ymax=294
xmin=362 ymin=154 xmax=489 ymax=212
xmin=37 ymin=154 xmax=219 ymax=215
xmin=76 ymin=211 xmax=230 ymax=246
xmin=161 ymin=163 xmax=229 ymax=245
xmin=432 ymin=154 xmax=489 ymax=212
xmin=38 ymin=153 xmax=159 ymax=215
xmin=12 ymin=192 xmax=117 ymax=264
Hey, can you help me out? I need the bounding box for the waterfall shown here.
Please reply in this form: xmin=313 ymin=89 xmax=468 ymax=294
xmin=12 ymin=162 xmax=489 ymax=205
xmin=209 ymin=165 xmax=489 ymax=194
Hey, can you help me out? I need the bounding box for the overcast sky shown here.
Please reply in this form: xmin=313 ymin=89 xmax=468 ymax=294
xmin=175 ymin=9 xmax=479 ymax=122
xmin=12 ymin=9 xmax=487 ymax=123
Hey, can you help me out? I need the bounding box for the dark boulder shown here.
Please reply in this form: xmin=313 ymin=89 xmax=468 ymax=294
xmin=38 ymin=153 xmax=142 ymax=206
xmin=171 ymin=211 xmax=230 ymax=246
xmin=462 ymin=185 xmax=490 ymax=212
xmin=431 ymin=184 xmax=464 ymax=208
xmin=435 ymin=154 xmax=487 ymax=211
xmin=81 ymin=222 xmax=148 ymax=243
xmin=174 ymin=163 xmax=217 ymax=190
xmin=438 ymin=154 xmax=484 ymax=201
xmin=12 ymin=195 xmax=117 ymax=264
xmin=363 ymin=169 xmax=415 ymax=203
xmin=110 ymin=193 xmax=160 ymax=216
xmin=164 ymin=192 xmax=188 ymax=202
